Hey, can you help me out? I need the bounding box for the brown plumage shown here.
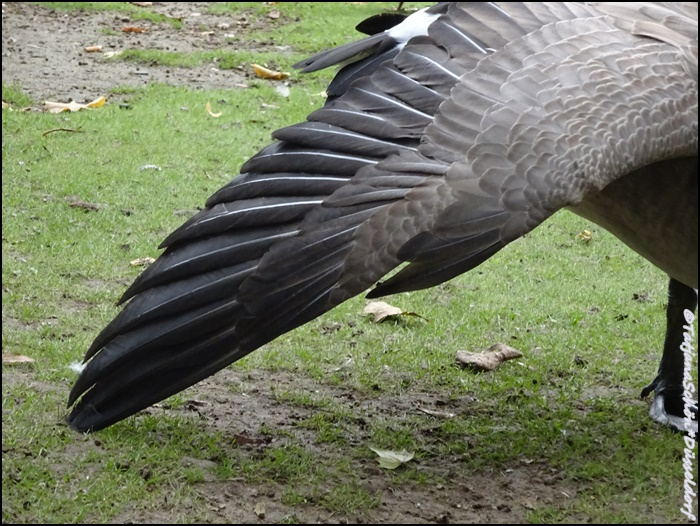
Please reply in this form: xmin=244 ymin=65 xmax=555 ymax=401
xmin=67 ymin=3 xmax=698 ymax=433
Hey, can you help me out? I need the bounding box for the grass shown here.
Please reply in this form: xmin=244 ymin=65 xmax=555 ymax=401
xmin=3 ymin=2 xmax=698 ymax=524
xmin=39 ymin=2 xmax=184 ymax=28
xmin=2 ymin=83 xmax=34 ymax=107
xmin=113 ymin=48 xmax=299 ymax=72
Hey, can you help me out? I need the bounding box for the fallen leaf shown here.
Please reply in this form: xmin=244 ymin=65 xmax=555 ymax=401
xmin=68 ymin=200 xmax=100 ymax=211
xmin=369 ymin=446 xmax=414 ymax=469
xmin=254 ymin=502 xmax=266 ymax=519
xmin=2 ymin=353 xmax=35 ymax=364
xmin=87 ymin=96 xmax=105 ymax=108
xmin=578 ymin=229 xmax=592 ymax=242
xmin=364 ymin=301 xmax=402 ymax=322
xmin=363 ymin=301 xmax=427 ymax=323
xmin=251 ymin=63 xmax=290 ymax=80
xmin=455 ymin=343 xmax=523 ymax=372
xmin=130 ymin=257 xmax=155 ymax=267
xmin=122 ymin=26 xmax=147 ymax=33
xmin=417 ymin=407 xmax=455 ymax=419
xmin=205 ymin=101 xmax=222 ymax=117
xmin=44 ymin=96 xmax=105 ymax=113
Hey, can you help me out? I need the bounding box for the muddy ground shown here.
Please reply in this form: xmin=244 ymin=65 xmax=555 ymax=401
xmin=1 ymin=2 xmax=284 ymax=103
xmin=1 ymin=2 xmax=629 ymax=524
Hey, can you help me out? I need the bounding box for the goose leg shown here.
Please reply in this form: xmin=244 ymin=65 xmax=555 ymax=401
xmin=641 ymin=278 xmax=698 ymax=434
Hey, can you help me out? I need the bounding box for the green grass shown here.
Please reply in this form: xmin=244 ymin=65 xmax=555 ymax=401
xmin=3 ymin=82 xmax=34 ymax=107
xmin=39 ymin=2 xmax=184 ymax=28
xmin=114 ymin=48 xmax=299 ymax=72
xmin=3 ymin=2 xmax=697 ymax=524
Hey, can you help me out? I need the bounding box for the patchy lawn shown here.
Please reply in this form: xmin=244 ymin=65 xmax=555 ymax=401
xmin=2 ymin=2 xmax=697 ymax=524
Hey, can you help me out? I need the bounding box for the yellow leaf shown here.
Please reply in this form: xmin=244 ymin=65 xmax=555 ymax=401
xmin=87 ymin=96 xmax=105 ymax=108
xmin=363 ymin=301 xmax=427 ymax=323
xmin=251 ymin=63 xmax=290 ymax=80
xmin=130 ymin=257 xmax=155 ymax=267
xmin=44 ymin=96 xmax=105 ymax=113
xmin=205 ymin=101 xmax=222 ymax=118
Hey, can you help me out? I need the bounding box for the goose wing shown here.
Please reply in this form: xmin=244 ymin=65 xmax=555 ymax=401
xmin=67 ymin=3 xmax=698 ymax=432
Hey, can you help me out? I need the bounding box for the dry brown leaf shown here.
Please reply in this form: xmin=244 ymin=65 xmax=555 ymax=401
xmin=205 ymin=101 xmax=222 ymax=117
xmin=44 ymin=96 xmax=105 ymax=113
xmin=122 ymin=26 xmax=147 ymax=33
xmin=251 ymin=63 xmax=290 ymax=80
xmin=364 ymin=301 xmax=403 ymax=322
xmin=455 ymin=343 xmax=523 ymax=372
xmin=68 ymin=200 xmax=100 ymax=211
xmin=363 ymin=301 xmax=427 ymax=323
xmin=3 ymin=352 xmax=35 ymax=364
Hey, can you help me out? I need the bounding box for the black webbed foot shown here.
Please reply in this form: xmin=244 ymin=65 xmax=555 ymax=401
xmin=641 ymin=278 xmax=697 ymax=434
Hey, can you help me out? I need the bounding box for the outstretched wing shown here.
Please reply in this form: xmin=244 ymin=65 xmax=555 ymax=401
xmin=67 ymin=3 xmax=698 ymax=432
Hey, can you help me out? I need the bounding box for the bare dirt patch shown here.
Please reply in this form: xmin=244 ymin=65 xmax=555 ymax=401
xmin=2 ymin=2 xmax=278 ymax=103
xmin=103 ymin=368 xmax=579 ymax=524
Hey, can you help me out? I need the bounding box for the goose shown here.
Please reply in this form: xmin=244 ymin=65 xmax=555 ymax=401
xmin=67 ymin=2 xmax=698 ymax=435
